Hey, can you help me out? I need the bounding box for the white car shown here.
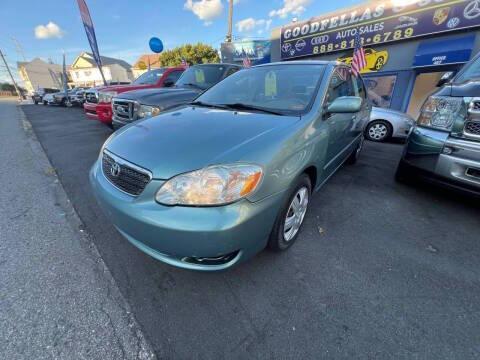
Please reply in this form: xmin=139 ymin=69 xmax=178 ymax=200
xmin=42 ymin=92 xmax=57 ymax=105
xmin=365 ymin=107 xmax=415 ymax=142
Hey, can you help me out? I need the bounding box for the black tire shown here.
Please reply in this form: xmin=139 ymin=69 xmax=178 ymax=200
xmin=34 ymin=100 xmax=38 ymax=105
xmin=268 ymin=174 xmax=312 ymax=252
xmin=365 ymin=120 xmax=392 ymax=142
xmin=43 ymin=101 xmax=48 ymax=105
xmin=346 ymin=136 xmax=364 ymax=165
xmin=395 ymin=159 xmax=415 ymax=184
xmin=374 ymin=56 xmax=385 ymax=70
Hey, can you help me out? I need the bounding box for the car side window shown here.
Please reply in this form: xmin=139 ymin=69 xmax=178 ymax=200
xmin=353 ymin=75 xmax=367 ymax=100
xmin=165 ymin=70 xmax=183 ymax=84
xmin=325 ymin=67 xmax=355 ymax=107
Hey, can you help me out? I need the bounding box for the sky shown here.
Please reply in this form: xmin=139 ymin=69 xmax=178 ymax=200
xmin=0 ymin=0 xmax=362 ymax=84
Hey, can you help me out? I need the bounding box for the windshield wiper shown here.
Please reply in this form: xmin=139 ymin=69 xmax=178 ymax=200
xmin=219 ymin=103 xmax=284 ymax=116
xmin=189 ymin=101 xmax=228 ymax=110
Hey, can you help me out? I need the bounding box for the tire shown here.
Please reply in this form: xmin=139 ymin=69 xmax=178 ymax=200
xmin=365 ymin=120 xmax=392 ymax=142
xmin=34 ymin=100 xmax=38 ymax=105
xmin=268 ymin=174 xmax=312 ymax=252
xmin=346 ymin=136 xmax=364 ymax=165
xmin=43 ymin=101 xmax=47 ymax=105
xmin=374 ymin=56 xmax=385 ymax=70
xmin=395 ymin=159 xmax=415 ymax=184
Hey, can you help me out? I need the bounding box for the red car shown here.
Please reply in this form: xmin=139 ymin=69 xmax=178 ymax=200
xmin=83 ymin=67 xmax=185 ymax=125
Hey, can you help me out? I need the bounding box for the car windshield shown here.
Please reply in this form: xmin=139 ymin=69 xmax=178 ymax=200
xmin=195 ymin=64 xmax=325 ymax=115
xmin=176 ymin=65 xmax=226 ymax=90
xmin=133 ymin=68 xmax=166 ymax=85
xmin=454 ymin=54 xmax=480 ymax=84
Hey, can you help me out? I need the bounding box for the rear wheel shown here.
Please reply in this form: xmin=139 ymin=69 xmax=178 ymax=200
xmin=365 ymin=120 xmax=392 ymax=142
xmin=395 ymin=159 xmax=415 ymax=184
xmin=268 ymin=174 xmax=311 ymax=251
xmin=346 ymin=136 xmax=364 ymax=165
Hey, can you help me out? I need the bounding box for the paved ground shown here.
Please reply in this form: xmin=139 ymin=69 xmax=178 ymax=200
xmin=0 ymin=99 xmax=154 ymax=360
xmin=19 ymin=103 xmax=480 ymax=359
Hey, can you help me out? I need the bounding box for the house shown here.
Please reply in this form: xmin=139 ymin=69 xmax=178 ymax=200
xmin=69 ymin=52 xmax=133 ymax=87
xmin=17 ymin=58 xmax=64 ymax=94
xmin=132 ymin=54 xmax=161 ymax=78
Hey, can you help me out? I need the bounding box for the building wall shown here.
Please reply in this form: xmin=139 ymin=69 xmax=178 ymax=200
xmin=271 ymin=26 xmax=480 ymax=113
xmin=17 ymin=59 xmax=63 ymax=94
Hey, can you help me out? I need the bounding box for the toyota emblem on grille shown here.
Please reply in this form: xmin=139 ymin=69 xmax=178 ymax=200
xmin=110 ymin=162 xmax=121 ymax=177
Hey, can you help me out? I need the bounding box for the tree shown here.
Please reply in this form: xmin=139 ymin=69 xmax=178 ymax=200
xmin=158 ymin=43 xmax=220 ymax=66
xmin=137 ymin=61 xmax=147 ymax=70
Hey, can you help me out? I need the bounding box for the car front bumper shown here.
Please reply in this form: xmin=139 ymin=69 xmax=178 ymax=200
xmin=401 ymin=126 xmax=480 ymax=194
xmin=84 ymin=102 xmax=99 ymax=120
xmin=89 ymin=159 xmax=285 ymax=271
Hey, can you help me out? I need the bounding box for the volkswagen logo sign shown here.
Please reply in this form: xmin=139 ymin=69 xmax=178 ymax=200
xmin=110 ymin=162 xmax=121 ymax=177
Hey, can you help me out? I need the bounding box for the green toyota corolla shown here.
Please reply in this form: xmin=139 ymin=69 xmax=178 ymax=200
xmin=90 ymin=61 xmax=371 ymax=271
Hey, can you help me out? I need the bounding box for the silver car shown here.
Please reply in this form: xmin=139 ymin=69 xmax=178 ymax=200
xmin=366 ymin=107 xmax=414 ymax=142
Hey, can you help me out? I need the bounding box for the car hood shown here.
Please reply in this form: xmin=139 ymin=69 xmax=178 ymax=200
xmin=96 ymin=84 xmax=152 ymax=93
xmin=106 ymin=106 xmax=299 ymax=179
xmin=435 ymin=81 xmax=480 ymax=97
xmin=116 ymin=87 xmax=200 ymax=104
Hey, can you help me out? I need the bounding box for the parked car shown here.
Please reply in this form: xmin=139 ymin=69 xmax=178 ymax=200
xmin=111 ymin=63 xmax=242 ymax=130
xmin=68 ymin=87 xmax=89 ymax=106
xmin=83 ymin=67 xmax=186 ymax=125
xmin=32 ymin=88 xmax=58 ymax=105
xmin=42 ymin=92 xmax=58 ymax=105
xmin=396 ymin=52 xmax=480 ymax=195
xmin=365 ymin=107 xmax=414 ymax=142
xmin=90 ymin=61 xmax=371 ymax=271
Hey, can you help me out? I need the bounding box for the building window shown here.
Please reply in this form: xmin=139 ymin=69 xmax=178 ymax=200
xmin=364 ymin=75 xmax=397 ymax=108
xmin=83 ymin=70 xmax=91 ymax=77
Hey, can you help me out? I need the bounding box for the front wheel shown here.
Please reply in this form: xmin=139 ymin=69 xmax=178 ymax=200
xmin=268 ymin=174 xmax=311 ymax=251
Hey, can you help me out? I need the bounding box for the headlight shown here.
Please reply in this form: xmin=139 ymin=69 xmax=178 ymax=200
xmin=417 ymin=96 xmax=466 ymax=131
xmin=138 ymin=105 xmax=162 ymax=119
xmin=98 ymin=91 xmax=117 ymax=103
xmin=156 ymin=164 xmax=263 ymax=206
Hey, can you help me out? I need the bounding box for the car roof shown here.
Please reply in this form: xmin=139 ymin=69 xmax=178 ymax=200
xmin=192 ymin=63 xmax=241 ymax=68
xmin=255 ymin=60 xmax=346 ymax=68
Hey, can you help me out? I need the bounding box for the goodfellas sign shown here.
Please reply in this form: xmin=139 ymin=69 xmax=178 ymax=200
xmin=281 ymin=0 xmax=480 ymax=59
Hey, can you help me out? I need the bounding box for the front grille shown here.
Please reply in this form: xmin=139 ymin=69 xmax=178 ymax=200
xmin=464 ymin=121 xmax=480 ymax=136
xmin=112 ymin=98 xmax=137 ymax=123
xmin=101 ymin=151 xmax=151 ymax=196
xmin=85 ymin=91 xmax=98 ymax=104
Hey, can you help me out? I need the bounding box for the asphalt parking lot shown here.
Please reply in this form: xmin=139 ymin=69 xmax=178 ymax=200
xmin=22 ymin=104 xmax=480 ymax=359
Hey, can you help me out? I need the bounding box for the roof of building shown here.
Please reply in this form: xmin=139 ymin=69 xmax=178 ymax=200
xmin=71 ymin=52 xmax=131 ymax=70
xmin=17 ymin=57 xmax=62 ymax=70
xmin=132 ymin=54 xmax=161 ymax=70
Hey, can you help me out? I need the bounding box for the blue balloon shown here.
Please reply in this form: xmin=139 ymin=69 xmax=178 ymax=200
xmin=149 ymin=37 xmax=164 ymax=53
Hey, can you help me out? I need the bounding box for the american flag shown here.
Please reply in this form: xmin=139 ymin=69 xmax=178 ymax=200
xmin=181 ymin=58 xmax=189 ymax=68
xmin=351 ymin=33 xmax=366 ymax=76
xmin=242 ymin=55 xmax=251 ymax=68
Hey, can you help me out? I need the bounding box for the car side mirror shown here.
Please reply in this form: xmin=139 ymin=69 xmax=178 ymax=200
xmin=164 ymin=80 xmax=175 ymax=88
xmin=327 ymin=96 xmax=362 ymax=114
xmin=436 ymin=71 xmax=455 ymax=87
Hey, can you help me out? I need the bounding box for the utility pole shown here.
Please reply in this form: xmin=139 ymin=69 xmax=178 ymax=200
xmin=0 ymin=49 xmax=22 ymax=100
xmin=226 ymin=0 xmax=233 ymax=42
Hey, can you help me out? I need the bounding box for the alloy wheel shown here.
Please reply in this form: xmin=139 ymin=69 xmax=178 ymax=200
xmin=368 ymin=123 xmax=388 ymax=141
xmin=283 ymin=187 xmax=309 ymax=241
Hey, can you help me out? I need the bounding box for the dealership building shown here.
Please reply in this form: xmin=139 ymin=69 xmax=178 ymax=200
xmin=270 ymin=0 xmax=480 ymax=118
